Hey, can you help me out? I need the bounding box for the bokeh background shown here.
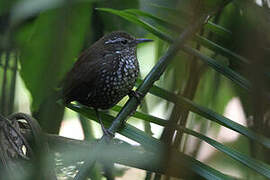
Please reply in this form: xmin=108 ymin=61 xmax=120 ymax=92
xmin=1 ymin=0 xmax=270 ymax=179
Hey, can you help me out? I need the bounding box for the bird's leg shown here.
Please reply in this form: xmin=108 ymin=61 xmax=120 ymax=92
xmin=128 ymin=90 xmax=143 ymax=104
xmin=95 ymin=109 xmax=114 ymax=138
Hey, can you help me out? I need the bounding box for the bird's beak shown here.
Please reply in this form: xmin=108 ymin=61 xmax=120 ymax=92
xmin=134 ymin=38 xmax=153 ymax=44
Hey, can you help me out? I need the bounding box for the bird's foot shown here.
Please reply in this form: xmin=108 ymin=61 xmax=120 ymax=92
xmin=128 ymin=90 xmax=143 ymax=104
xmin=100 ymin=123 xmax=115 ymax=138
xmin=95 ymin=109 xmax=115 ymax=140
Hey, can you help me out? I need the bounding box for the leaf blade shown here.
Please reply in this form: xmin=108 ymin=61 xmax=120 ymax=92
xmin=67 ymin=103 xmax=234 ymax=180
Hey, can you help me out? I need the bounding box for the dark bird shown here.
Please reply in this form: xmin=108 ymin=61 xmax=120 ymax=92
xmin=62 ymin=31 xmax=152 ymax=135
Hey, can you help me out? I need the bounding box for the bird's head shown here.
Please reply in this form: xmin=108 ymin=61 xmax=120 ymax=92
xmin=100 ymin=31 xmax=153 ymax=52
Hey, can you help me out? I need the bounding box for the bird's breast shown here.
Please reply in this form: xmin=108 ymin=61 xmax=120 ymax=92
xmin=88 ymin=54 xmax=139 ymax=109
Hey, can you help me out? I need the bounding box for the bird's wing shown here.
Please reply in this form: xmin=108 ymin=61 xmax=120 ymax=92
xmin=62 ymin=48 xmax=114 ymax=104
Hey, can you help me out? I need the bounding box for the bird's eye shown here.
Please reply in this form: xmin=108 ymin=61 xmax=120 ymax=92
xmin=121 ymin=40 xmax=128 ymax=45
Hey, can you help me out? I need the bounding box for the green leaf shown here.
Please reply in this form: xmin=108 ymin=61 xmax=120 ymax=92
xmin=67 ymin=103 xmax=161 ymax=152
xmin=181 ymin=46 xmax=251 ymax=90
xmin=113 ymin=104 xmax=270 ymax=178
xmin=194 ymin=35 xmax=249 ymax=64
xmin=96 ymin=8 xmax=251 ymax=91
xmin=205 ymin=21 xmax=232 ymax=38
xmin=11 ymin=0 xmax=66 ymax=25
xmin=148 ymin=3 xmax=232 ymax=38
xmin=181 ymin=127 xmax=270 ymax=179
xmin=16 ymin=3 xmax=92 ymax=111
xmin=134 ymin=79 xmax=270 ymax=149
xmin=125 ymin=8 xmax=249 ymax=66
xmin=101 ymin=8 xmax=249 ymax=66
xmin=10 ymin=0 xmax=96 ymax=26
xmin=95 ymin=0 xmax=140 ymax=34
xmin=96 ymin=8 xmax=173 ymax=42
xmin=112 ymin=105 xmax=167 ymax=126
xmin=124 ymin=8 xmax=232 ymax=39
xmin=67 ymin=103 xmax=233 ymax=180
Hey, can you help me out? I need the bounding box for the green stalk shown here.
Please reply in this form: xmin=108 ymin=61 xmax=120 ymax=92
xmin=1 ymin=52 xmax=10 ymax=116
xmin=8 ymin=52 xmax=18 ymax=114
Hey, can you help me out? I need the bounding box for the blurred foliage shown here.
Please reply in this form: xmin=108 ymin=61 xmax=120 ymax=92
xmin=0 ymin=0 xmax=270 ymax=180
xmin=16 ymin=2 xmax=92 ymax=111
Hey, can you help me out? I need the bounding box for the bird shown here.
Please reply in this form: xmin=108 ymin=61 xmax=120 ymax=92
xmin=62 ymin=31 xmax=152 ymax=136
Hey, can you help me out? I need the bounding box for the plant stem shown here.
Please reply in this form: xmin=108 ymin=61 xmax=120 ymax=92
xmin=1 ymin=52 xmax=9 ymax=116
xmin=8 ymin=52 xmax=18 ymax=114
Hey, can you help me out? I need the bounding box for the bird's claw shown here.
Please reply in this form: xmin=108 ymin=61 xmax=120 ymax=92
xmin=101 ymin=126 xmax=115 ymax=138
xmin=95 ymin=108 xmax=115 ymax=139
xmin=128 ymin=90 xmax=143 ymax=104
